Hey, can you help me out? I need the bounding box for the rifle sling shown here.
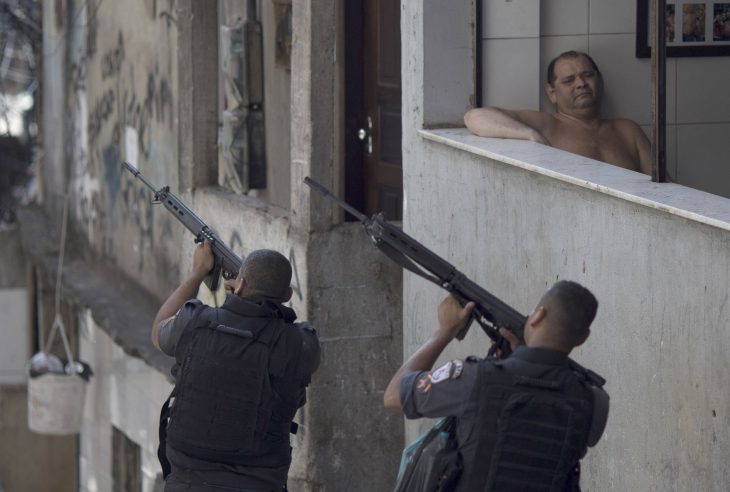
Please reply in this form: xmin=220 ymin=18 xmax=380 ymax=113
xmin=376 ymin=241 xmax=443 ymax=287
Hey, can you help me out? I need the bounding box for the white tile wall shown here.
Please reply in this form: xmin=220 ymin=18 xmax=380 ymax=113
xmin=666 ymin=58 xmax=678 ymax=124
xmin=589 ymin=0 xmax=636 ymax=34
xmin=676 ymin=57 xmax=730 ymax=124
xmin=676 ymin=123 xmax=730 ymax=198
xmin=541 ymin=0 xmax=589 ymax=36
xmin=589 ymin=33 xmax=654 ymax=124
xmin=482 ymin=37 xmax=542 ymax=110
xmin=483 ymin=0 xmax=540 ymax=39
xmin=0 ymin=289 xmax=28 ymax=385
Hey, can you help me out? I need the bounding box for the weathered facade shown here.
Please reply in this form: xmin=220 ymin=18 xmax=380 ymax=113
xmin=22 ymin=0 xmax=403 ymax=490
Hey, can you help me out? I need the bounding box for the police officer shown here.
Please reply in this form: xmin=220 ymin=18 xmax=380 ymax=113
xmin=152 ymin=242 xmax=320 ymax=492
xmin=384 ymin=280 xmax=608 ymax=491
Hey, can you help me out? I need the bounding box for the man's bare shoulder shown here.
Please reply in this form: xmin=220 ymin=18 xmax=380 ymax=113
xmin=512 ymin=108 xmax=554 ymax=122
xmin=508 ymin=108 xmax=555 ymax=130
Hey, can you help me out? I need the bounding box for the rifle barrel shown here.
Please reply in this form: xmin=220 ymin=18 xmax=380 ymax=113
xmin=304 ymin=177 xmax=368 ymax=222
xmin=123 ymin=161 xmax=157 ymax=193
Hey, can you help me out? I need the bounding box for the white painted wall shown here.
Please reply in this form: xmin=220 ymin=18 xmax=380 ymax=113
xmin=479 ymin=0 xmax=730 ymax=198
xmin=78 ymin=309 xmax=173 ymax=492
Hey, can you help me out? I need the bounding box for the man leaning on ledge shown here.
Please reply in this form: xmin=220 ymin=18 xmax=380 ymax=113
xmin=464 ymin=50 xmax=652 ymax=176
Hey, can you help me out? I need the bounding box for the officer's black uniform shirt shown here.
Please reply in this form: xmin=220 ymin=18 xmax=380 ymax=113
xmin=400 ymin=346 xmax=580 ymax=419
xmin=158 ymin=295 xmax=320 ymax=490
xmin=399 ymin=346 xmax=597 ymax=491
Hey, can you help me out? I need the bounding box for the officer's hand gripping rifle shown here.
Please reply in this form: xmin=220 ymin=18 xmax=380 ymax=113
xmin=304 ymin=177 xmax=527 ymax=356
xmin=123 ymin=161 xmax=242 ymax=292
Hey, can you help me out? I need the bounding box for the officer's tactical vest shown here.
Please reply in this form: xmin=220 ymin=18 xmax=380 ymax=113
xmin=457 ymin=360 xmax=596 ymax=491
xmin=166 ymin=300 xmax=303 ymax=468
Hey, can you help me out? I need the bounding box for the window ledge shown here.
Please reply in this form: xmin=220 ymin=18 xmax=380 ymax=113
xmin=420 ymin=128 xmax=730 ymax=233
xmin=194 ymin=185 xmax=291 ymax=221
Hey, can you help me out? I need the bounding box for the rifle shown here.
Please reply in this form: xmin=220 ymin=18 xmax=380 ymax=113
xmin=304 ymin=176 xmax=526 ymax=355
xmin=123 ymin=161 xmax=242 ymax=292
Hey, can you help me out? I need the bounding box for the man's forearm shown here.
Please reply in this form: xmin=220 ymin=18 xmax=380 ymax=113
xmin=383 ymin=332 xmax=452 ymax=414
xmin=151 ymin=271 xmax=206 ymax=347
xmin=464 ymin=107 xmax=544 ymax=142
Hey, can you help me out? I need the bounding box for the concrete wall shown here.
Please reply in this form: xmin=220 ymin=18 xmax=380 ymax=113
xmin=40 ymin=0 xmax=66 ymax=211
xmin=479 ymin=0 xmax=730 ymax=198
xmin=299 ymin=225 xmax=403 ymax=490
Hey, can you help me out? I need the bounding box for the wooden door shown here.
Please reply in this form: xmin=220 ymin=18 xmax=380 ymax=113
xmin=345 ymin=0 xmax=402 ymax=220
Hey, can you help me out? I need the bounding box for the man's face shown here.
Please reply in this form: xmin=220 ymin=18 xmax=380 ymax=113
xmin=545 ymin=56 xmax=603 ymax=114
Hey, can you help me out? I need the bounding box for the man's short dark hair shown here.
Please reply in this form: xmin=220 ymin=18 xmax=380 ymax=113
xmin=546 ymin=51 xmax=601 ymax=86
xmin=238 ymin=249 xmax=292 ymax=299
xmin=543 ymin=280 xmax=598 ymax=348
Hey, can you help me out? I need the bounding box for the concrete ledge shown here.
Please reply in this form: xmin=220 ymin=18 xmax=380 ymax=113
xmin=193 ymin=185 xmax=291 ymax=221
xmin=17 ymin=205 xmax=173 ymax=379
xmin=421 ymin=128 xmax=730 ymax=232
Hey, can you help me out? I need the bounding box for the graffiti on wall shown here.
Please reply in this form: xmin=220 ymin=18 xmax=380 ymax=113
xmin=88 ymin=32 xmax=173 ymax=162
xmin=73 ymin=1 xmax=178 ymax=272
xmin=120 ymin=69 xmax=173 ymax=160
xmin=100 ymin=31 xmax=124 ymax=81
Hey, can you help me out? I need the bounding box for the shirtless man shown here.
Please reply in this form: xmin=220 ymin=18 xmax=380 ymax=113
xmin=464 ymin=51 xmax=652 ymax=175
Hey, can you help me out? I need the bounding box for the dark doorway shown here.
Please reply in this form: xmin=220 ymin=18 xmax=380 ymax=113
xmin=345 ymin=0 xmax=402 ymax=221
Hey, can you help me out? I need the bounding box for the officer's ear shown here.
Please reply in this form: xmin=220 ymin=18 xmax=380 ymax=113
xmin=529 ymin=305 xmax=547 ymax=327
xmin=234 ymin=278 xmax=247 ymax=296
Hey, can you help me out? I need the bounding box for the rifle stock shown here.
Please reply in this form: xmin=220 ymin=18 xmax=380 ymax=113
xmin=123 ymin=161 xmax=242 ymax=291
xmin=304 ymin=177 xmax=526 ymax=354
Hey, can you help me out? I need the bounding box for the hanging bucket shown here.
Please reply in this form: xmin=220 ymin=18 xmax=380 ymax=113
xmin=28 ymin=372 xmax=86 ymax=434
xmin=27 ymin=315 xmax=88 ymax=435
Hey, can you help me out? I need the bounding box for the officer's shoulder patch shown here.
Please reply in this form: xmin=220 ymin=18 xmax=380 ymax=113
xmin=430 ymin=359 xmax=464 ymax=384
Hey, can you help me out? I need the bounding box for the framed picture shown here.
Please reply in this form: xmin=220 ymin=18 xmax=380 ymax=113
xmin=636 ymin=0 xmax=730 ymax=57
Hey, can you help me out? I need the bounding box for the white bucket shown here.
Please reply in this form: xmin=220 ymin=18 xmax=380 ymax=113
xmin=28 ymin=372 xmax=87 ymax=435
xmin=27 ymin=314 xmax=88 ymax=435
